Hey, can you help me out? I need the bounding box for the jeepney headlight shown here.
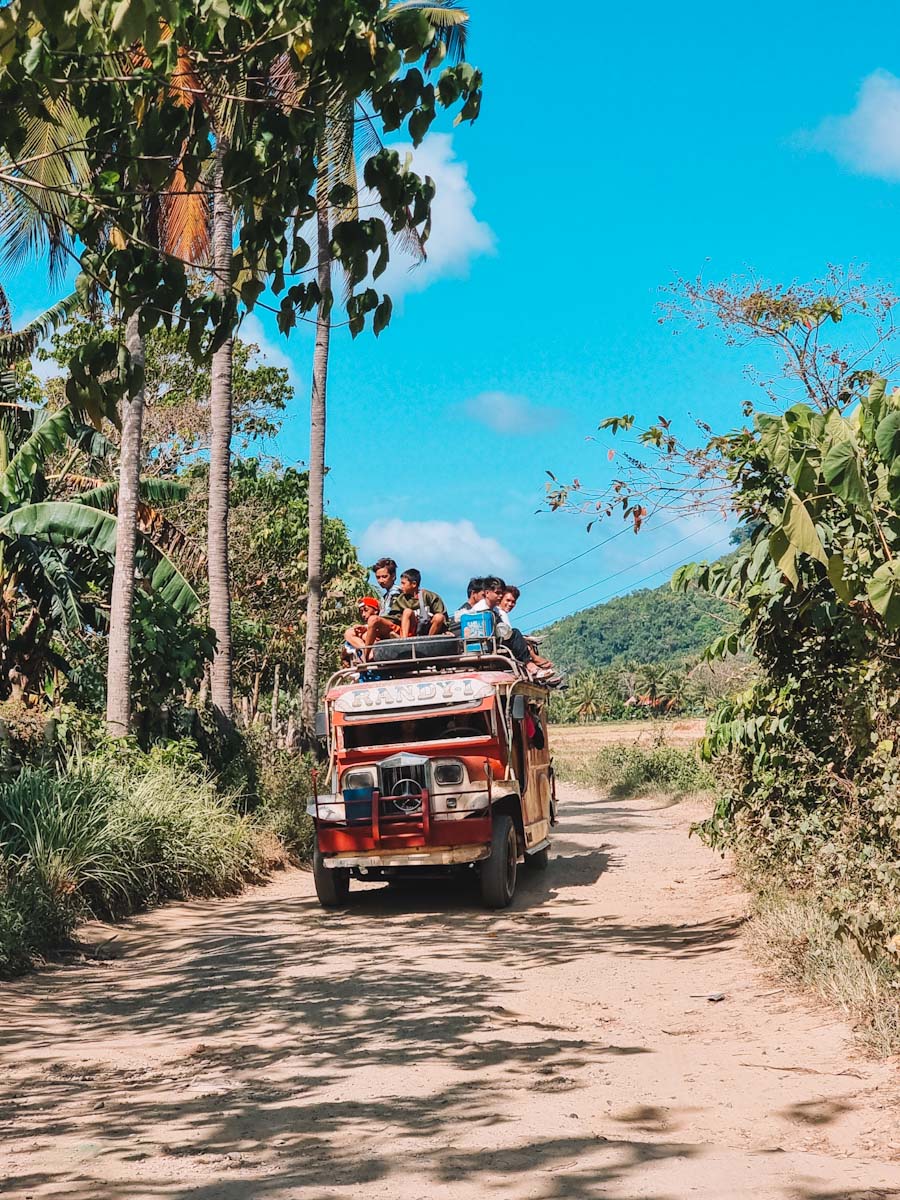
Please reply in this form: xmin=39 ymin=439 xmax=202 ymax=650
xmin=343 ymin=769 xmax=375 ymax=791
xmin=434 ymin=761 xmax=464 ymax=786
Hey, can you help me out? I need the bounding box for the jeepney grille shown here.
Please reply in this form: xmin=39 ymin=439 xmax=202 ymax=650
xmin=379 ymin=761 xmax=429 ymax=814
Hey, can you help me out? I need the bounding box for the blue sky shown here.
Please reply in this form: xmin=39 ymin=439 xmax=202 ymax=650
xmin=8 ymin=1 xmax=900 ymax=630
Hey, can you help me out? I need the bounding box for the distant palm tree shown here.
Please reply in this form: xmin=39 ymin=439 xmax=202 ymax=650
xmin=568 ymin=670 xmax=607 ymax=723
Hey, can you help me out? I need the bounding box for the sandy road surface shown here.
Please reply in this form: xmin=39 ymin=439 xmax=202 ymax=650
xmin=3 ymin=784 xmax=900 ymax=1200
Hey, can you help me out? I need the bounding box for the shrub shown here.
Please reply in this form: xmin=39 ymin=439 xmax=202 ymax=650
xmin=245 ymin=727 xmax=315 ymax=858
xmin=0 ymin=861 xmax=78 ymax=974
xmin=560 ymin=743 xmax=713 ymax=797
xmin=0 ymin=754 xmax=276 ymax=975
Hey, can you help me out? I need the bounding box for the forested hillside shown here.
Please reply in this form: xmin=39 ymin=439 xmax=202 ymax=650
xmin=540 ymin=582 xmax=729 ymax=675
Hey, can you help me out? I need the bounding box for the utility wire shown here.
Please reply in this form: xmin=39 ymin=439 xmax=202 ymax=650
xmin=518 ymin=510 xmax=689 ymax=588
xmin=518 ymin=524 xmax=731 ymax=631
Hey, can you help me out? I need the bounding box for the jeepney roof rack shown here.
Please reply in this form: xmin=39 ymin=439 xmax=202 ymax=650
xmin=326 ymin=638 xmax=532 ymax=693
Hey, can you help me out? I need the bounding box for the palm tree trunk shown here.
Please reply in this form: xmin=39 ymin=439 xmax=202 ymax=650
xmin=208 ymin=138 xmax=234 ymax=726
xmin=106 ymin=307 xmax=145 ymax=736
xmin=270 ymin=662 xmax=280 ymax=735
xmin=300 ymin=178 xmax=331 ymax=736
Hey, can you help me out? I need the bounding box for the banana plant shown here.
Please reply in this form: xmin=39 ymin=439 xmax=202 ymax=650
xmin=0 ymin=397 xmax=199 ymax=701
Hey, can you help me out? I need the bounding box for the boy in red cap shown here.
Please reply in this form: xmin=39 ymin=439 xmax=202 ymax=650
xmin=341 ymin=597 xmax=382 ymax=667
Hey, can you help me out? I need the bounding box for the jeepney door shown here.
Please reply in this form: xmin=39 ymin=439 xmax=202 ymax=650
xmin=519 ymin=702 xmax=552 ymax=844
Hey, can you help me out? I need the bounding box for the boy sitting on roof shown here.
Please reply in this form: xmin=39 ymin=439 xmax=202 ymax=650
xmin=389 ymin=568 xmax=448 ymax=638
xmin=342 ymin=597 xmax=380 ymax=667
xmin=363 ymin=557 xmax=405 ymax=657
xmin=453 ymin=576 xmax=485 ymax=622
xmin=472 ymin=577 xmax=554 ymax=680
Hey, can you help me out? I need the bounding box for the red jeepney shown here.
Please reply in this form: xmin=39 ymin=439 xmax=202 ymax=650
xmin=310 ymin=640 xmax=556 ymax=909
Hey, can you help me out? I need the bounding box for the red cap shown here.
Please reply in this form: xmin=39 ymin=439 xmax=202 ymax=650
xmin=358 ymin=597 xmax=379 ymax=611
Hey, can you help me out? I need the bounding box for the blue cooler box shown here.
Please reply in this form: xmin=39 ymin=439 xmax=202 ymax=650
xmin=342 ymin=786 xmax=374 ymax=823
xmin=460 ymin=610 xmax=494 ymax=651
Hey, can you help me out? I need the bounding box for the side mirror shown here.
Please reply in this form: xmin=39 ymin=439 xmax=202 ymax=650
xmin=511 ymin=694 xmax=526 ymax=721
xmin=314 ymin=710 xmax=328 ymax=738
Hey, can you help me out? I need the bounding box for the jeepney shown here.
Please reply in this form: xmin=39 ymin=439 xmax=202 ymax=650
xmin=309 ymin=633 xmax=556 ymax=910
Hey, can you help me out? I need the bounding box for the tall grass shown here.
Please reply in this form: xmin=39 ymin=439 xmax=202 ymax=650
xmin=0 ymin=756 xmax=278 ymax=976
xmin=557 ymin=743 xmax=713 ymax=798
xmin=747 ymin=889 xmax=900 ymax=1056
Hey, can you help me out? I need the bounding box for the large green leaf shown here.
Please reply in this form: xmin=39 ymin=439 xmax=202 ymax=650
xmin=862 ymin=376 xmax=888 ymax=442
xmin=782 ymin=491 xmax=828 ymax=565
xmin=0 ymin=405 xmax=75 ymax=508
xmin=827 ymin=553 xmax=853 ymax=604
xmin=867 ymin=559 xmax=900 ymax=630
xmin=787 ymin=451 xmax=815 ymax=493
xmin=0 ymin=502 xmax=199 ymax=614
xmin=73 ymin=477 xmax=189 ymax=510
xmin=875 ymin=411 xmax=900 ymax=466
xmin=757 ymin=414 xmax=792 ymax=473
xmin=768 ymin=528 xmax=799 ymax=588
xmin=821 ymin=439 xmax=869 ymax=506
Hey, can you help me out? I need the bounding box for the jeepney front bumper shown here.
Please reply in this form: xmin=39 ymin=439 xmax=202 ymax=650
xmin=322 ymin=844 xmax=490 ymax=870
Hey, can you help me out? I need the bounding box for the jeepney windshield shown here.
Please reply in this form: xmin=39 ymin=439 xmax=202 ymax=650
xmin=341 ymin=710 xmax=491 ymax=750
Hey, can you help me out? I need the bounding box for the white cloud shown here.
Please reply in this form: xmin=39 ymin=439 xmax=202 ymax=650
xmin=368 ymin=132 xmax=495 ymax=299
xmin=358 ymin=517 xmax=518 ymax=579
xmin=460 ymin=391 xmax=564 ymax=435
xmin=803 ymin=70 xmax=900 ymax=180
xmin=239 ymin=312 xmax=305 ymax=387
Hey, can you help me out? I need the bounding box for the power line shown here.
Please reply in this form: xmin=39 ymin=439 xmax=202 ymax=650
xmin=518 ymin=525 xmax=731 ymax=631
xmin=518 ymin=510 xmax=688 ymax=588
xmin=517 ymin=520 xmax=726 ymax=623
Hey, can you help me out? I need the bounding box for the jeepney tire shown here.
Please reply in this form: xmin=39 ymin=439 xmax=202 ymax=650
xmin=525 ymin=844 xmax=550 ymax=871
xmin=480 ymin=814 xmax=517 ymax=910
xmin=313 ymin=844 xmax=350 ymax=908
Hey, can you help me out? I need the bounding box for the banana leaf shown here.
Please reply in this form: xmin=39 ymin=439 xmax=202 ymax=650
xmin=0 ymin=501 xmax=200 ymax=614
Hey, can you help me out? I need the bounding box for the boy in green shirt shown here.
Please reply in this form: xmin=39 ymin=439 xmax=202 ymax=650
xmin=389 ymin=568 xmax=448 ymax=637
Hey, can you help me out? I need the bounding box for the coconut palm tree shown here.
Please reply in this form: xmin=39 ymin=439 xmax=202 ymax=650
xmin=0 ymin=82 xmax=209 ymax=733
xmin=299 ymin=1 xmax=470 ymax=735
xmin=568 ymin=670 xmax=607 ymax=723
xmin=207 ymin=137 xmax=235 ymax=727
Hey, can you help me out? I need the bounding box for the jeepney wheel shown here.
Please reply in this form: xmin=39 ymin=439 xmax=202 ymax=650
xmin=313 ymin=843 xmax=350 ymax=908
xmin=480 ymin=814 xmax=517 ymax=909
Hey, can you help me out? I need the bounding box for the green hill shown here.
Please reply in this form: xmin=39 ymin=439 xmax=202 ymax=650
xmin=539 ymin=582 xmax=729 ymax=675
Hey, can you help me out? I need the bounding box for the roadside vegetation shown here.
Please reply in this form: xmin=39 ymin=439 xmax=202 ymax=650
xmin=548 ymin=655 xmax=752 ymax=724
xmin=556 ymin=737 xmax=712 ymax=799
xmin=0 ymin=3 xmax=481 ymax=973
xmin=0 ymin=716 xmax=315 ymax=974
xmin=554 ymin=269 xmax=900 ymax=1049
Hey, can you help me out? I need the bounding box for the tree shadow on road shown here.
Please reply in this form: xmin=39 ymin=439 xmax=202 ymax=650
xmin=0 ymin=782 xmax=748 ymax=1200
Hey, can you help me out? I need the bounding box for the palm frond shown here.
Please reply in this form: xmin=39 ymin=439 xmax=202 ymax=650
xmin=0 ymin=291 xmax=82 ymax=367
xmin=159 ymin=160 xmax=211 ymax=265
xmin=169 ymin=46 xmax=204 ymax=110
xmin=381 ymin=1 xmax=469 ymax=63
xmin=0 ymin=96 xmax=90 ymax=287
xmin=0 ymin=285 xmax=11 ymax=334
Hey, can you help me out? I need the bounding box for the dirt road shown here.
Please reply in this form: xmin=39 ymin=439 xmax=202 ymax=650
xmin=3 ymin=784 xmax=900 ymax=1200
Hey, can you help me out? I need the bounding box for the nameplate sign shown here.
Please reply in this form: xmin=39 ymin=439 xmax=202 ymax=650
xmin=334 ymin=678 xmax=491 ymax=714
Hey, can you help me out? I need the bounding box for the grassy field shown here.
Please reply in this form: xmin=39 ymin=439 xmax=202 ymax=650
xmin=549 ymin=718 xmax=706 ymax=768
